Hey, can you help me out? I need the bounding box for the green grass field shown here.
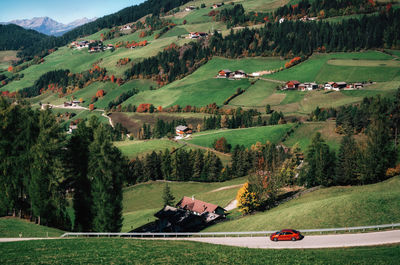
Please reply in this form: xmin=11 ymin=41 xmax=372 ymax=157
xmin=269 ymin=51 xmax=399 ymax=83
xmin=186 ymin=124 xmax=295 ymax=149
xmin=204 ymin=176 xmax=400 ymax=232
xmin=1 ymin=239 xmax=399 ymax=265
xmin=122 ymin=178 xmax=245 ymax=231
xmin=122 ymin=56 xmax=285 ymax=108
xmin=0 ymin=217 xmax=64 ymax=238
xmin=115 ymin=139 xmax=186 ymax=158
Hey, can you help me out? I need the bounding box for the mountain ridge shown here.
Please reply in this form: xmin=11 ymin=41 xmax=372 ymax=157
xmin=3 ymin=16 xmax=97 ymax=36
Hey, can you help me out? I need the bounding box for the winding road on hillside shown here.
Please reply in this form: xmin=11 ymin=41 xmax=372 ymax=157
xmin=152 ymin=230 xmax=400 ymax=249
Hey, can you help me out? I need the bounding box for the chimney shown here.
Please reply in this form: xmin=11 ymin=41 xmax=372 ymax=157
xmin=192 ymin=195 xmax=194 ymax=201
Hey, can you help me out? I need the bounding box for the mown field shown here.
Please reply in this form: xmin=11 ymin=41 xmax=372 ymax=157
xmin=122 ymin=178 xmax=245 ymax=231
xmin=0 ymin=217 xmax=64 ymax=238
xmin=1 ymin=238 xmax=399 ymax=264
xmin=268 ymin=51 xmax=399 ymax=83
xmin=122 ymin=56 xmax=286 ymax=108
xmin=204 ymin=176 xmax=400 ymax=232
xmin=115 ymin=139 xmax=186 ymax=159
xmin=186 ymin=123 xmax=295 ymax=149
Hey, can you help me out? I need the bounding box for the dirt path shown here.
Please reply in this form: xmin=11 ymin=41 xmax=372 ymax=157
xmin=209 ymin=184 xmax=243 ymax=193
xmin=224 ymin=199 xmax=238 ymax=211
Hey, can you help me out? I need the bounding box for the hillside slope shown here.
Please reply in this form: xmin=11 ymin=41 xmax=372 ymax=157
xmin=204 ymin=176 xmax=400 ymax=232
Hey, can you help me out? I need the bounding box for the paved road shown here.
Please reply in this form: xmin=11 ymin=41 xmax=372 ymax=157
xmin=0 ymin=238 xmax=54 ymax=243
xmin=153 ymin=230 xmax=400 ymax=249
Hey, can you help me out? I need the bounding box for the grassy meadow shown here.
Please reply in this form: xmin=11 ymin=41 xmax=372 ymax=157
xmin=114 ymin=139 xmax=185 ymax=158
xmin=0 ymin=217 xmax=64 ymax=238
xmin=186 ymin=123 xmax=295 ymax=149
xmin=122 ymin=56 xmax=285 ymax=108
xmin=1 ymin=238 xmax=399 ymax=264
xmin=0 ymin=50 xmax=18 ymax=71
xmin=204 ymin=176 xmax=400 ymax=232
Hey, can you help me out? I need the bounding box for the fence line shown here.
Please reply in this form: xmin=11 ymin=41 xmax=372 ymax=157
xmin=60 ymin=223 xmax=400 ymax=238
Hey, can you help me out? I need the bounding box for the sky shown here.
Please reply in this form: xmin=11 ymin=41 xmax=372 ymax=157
xmin=0 ymin=0 xmax=144 ymax=24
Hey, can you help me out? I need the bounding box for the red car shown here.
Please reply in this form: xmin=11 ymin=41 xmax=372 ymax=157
xmin=270 ymin=229 xmax=304 ymax=241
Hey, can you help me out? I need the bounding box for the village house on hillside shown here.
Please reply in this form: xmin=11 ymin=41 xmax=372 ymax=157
xmin=212 ymin=3 xmax=223 ymax=9
xmin=120 ymin=25 xmax=132 ymax=31
xmin=175 ymin=125 xmax=192 ymax=139
xmin=298 ymin=82 xmax=318 ymax=91
xmin=324 ymin=82 xmax=347 ymax=91
xmin=217 ymin=69 xmax=232 ymax=78
xmin=188 ymin=32 xmax=208 ymax=39
xmin=152 ymin=196 xmax=227 ymax=232
xmin=285 ymin=80 xmax=300 ymax=90
xmin=185 ymin=6 xmax=196 ymax=11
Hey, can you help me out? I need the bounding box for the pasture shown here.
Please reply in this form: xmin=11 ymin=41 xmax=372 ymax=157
xmin=205 ymin=176 xmax=400 ymax=232
xmin=186 ymin=124 xmax=295 ymax=149
xmin=1 ymin=238 xmax=399 ymax=264
xmin=0 ymin=217 xmax=64 ymax=238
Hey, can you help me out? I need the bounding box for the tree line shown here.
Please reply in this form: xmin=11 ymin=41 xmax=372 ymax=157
xmin=126 ymin=148 xmax=227 ymax=184
xmin=0 ymin=98 xmax=127 ymax=232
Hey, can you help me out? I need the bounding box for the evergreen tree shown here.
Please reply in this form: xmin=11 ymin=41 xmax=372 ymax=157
xmin=336 ymin=134 xmax=361 ymax=185
xmin=361 ymin=119 xmax=396 ymax=184
xmin=29 ymin=109 xmax=70 ymax=229
xmin=65 ymin=122 xmax=93 ymax=231
xmin=162 ymin=184 xmax=175 ymax=206
xmin=300 ymin=133 xmax=336 ymax=187
xmin=89 ymin=125 xmax=125 ymax=232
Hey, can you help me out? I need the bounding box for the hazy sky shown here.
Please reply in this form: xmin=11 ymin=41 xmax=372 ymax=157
xmin=0 ymin=0 xmax=144 ymax=23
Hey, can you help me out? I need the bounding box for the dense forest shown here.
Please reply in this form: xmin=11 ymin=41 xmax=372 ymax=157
xmin=0 ymin=24 xmax=51 ymax=51
xmin=125 ymin=9 xmax=400 ymax=85
xmin=0 ymin=98 xmax=127 ymax=232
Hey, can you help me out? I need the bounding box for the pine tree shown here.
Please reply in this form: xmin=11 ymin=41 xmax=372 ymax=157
xmin=89 ymin=125 xmax=125 ymax=232
xmin=29 ymin=109 xmax=70 ymax=229
xmin=162 ymin=184 xmax=175 ymax=206
xmin=300 ymin=133 xmax=336 ymax=187
xmin=65 ymin=122 xmax=93 ymax=231
xmin=361 ymin=119 xmax=396 ymax=184
xmin=336 ymin=134 xmax=361 ymax=185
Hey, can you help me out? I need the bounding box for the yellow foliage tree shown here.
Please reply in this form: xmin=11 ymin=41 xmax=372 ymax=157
xmin=236 ymin=182 xmax=260 ymax=215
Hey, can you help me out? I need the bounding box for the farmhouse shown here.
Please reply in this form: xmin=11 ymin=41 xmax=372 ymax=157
xmin=217 ymin=69 xmax=233 ymax=78
xmin=152 ymin=197 xmax=226 ymax=232
xmin=185 ymin=6 xmax=196 ymax=11
xmin=176 ymin=125 xmax=192 ymax=137
xmin=298 ymin=82 xmax=318 ymax=91
xmin=285 ymin=80 xmax=300 ymax=90
xmin=189 ymin=32 xmax=208 ymax=39
xmin=177 ymin=196 xmax=226 ymax=218
xmin=212 ymin=3 xmax=223 ymax=9
xmin=325 ymin=82 xmax=347 ymax=91
xmin=234 ymin=70 xmax=247 ymax=79
xmin=120 ymin=25 xmax=131 ymax=31
xmin=279 ymin=17 xmax=285 ymax=23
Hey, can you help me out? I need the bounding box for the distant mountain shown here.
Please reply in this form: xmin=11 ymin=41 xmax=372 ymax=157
xmin=4 ymin=17 xmax=97 ymax=36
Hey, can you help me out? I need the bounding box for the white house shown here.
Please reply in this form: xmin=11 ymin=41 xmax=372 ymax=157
xmin=234 ymin=70 xmax=247 ymax=79
xmin=120 ymin=25 xmax=132 ymax=31
xmin=279 ymin=17 xmax=285 ymax=23
xmin=185 ymin=6 xmax=196 ymax=11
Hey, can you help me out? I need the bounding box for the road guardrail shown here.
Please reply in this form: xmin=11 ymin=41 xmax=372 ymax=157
xmin=60 ymin=222 xmax=400 ymax=238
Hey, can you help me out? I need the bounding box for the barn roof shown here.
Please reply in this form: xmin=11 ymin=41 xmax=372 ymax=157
xmin=177 ymin=196 xmax=224 ymax=214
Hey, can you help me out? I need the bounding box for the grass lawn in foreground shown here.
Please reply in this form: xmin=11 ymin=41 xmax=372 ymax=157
xmin=186 ymin=124 xmax=295 ymax=149
xmin=204 ymin=176 xmax=400 ymax=232
xmin=0 ymin=238 xmax=399 ymax=264
xmin=0 ymin=217 xmax=64 ymax=238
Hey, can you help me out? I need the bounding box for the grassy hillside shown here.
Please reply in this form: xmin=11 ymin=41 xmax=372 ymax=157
xmin=269 ymin=51 xmax=399 ymax=83
xmin=283 ymin=121 xmax=344 ymax=152
xmin=122 ymin=56 xmax=285 ymax=108
xmin=0 ymin=217 xmax=64 ymax=238
xmin=204 ymin=176 xmax=400 ymax=232
xmin=122 ymin=178 xmax=245 ymax=231
xmin=185 ymin=124 xmax=295 ymax=149
xmin=115 ymin=139 xmax=186 ymax=158
xmin=1 ymin=239 xmax=399 ymax=265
